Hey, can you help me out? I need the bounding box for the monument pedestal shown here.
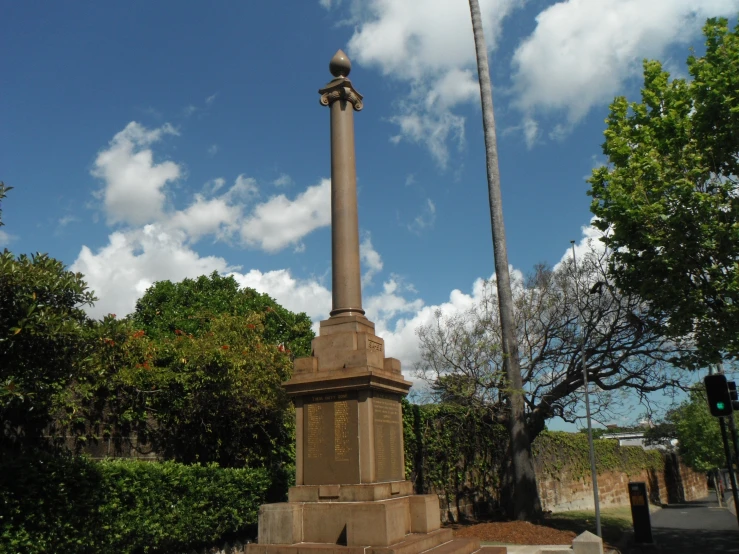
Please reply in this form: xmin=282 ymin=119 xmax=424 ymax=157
xmin=247 ymin=315 xmax=499 ymax=554
xmin=289 ymin=316 xmax=410 ymax=487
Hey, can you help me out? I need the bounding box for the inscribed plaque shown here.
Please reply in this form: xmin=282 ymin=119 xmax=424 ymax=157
xmin=373 ymin=392 xmax=404 ymax=482
xmin=303 ymin=392 xmax=359 ymax=485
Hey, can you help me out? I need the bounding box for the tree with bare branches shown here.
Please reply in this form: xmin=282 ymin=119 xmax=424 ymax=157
xmin=417 ymin=244 xmax=691 ymax=512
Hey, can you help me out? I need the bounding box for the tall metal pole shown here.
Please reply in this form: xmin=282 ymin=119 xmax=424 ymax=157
xmin=719 ymin=419 xmax=739 ymax=526
xmin=571 ymin=241 xmax=602 ymax=537
xmin=717 ymin=363 xmax=739 ymax=478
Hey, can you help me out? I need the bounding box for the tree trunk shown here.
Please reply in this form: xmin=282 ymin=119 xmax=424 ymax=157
xmin=467 ymin=0 xmax=542 ymax=521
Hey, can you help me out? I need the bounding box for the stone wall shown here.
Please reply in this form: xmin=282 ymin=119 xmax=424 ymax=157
xmin=536 ymin=454 xmax=707 ymax=513
xmin=56 ymin=434 xmax=159 ymax=461
xmin=438 ymin=494 xmax=478 ymax=524
xmin=431 ymin=447 xmax=708 ymax=521
xmin=665 ymin=454 xmax=708 ymax=503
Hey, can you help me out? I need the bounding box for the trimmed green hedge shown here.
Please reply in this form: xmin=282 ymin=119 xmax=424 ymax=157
xmin=0 ymin=451 xmax=269 ymax=554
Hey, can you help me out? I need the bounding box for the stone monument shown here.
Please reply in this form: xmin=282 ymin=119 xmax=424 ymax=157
xmin=247 ymin=51 xmax=501 ymax=554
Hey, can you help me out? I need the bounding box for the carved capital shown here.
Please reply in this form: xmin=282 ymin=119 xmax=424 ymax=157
xmin=319 ymin=78 xmax=363 ymax=111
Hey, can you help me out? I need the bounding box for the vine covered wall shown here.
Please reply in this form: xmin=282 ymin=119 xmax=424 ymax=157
xmin=532 ymin=431 xmax=663 ymax=480
xmin=402 ymin=406 xmax=707 ymax=520
xmin=402 ymin=400 xmax=508 ymax=521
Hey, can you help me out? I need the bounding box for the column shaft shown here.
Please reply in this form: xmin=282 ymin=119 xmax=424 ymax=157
xmin=329 ymin=98 xmax=364 ymax=317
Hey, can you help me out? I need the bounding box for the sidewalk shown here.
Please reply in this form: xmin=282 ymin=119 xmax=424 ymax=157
xmin=482 ymin=543 xmax=618 ymax=554
xmin=486 ymin=493 xmax=739 ymax=554
xmin=727 ymin=492 xmax=736 ymax=517
xmin=623 ymin=493 xmax=739 ymax=553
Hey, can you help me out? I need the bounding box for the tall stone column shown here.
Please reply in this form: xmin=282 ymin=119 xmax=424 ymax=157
xmin=285 ymin=50 xmax=412 ymax=491
xmin=320 ymin=50 xmax=365 ymax=318
xmin=248 ymin=51 xmax=477 ymax=553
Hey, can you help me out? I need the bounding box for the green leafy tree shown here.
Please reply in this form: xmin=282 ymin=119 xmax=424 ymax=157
xmin=1 ymin=251 xmax=96 ymax=446
xmin=54 ymin=314 xmax=154 ymax=451
xmin=65 ymin=313 xmax=296 ymax=473
xmin=131 ymin=272 xmax=314 ymax=357
xmin=665 ymin=388 xmax=724 ymax=473
xmin=588 ymin=18 xmax=739 ymax=364
xmin=0 ymin=181 xmax=12 ymax=227
xmin=60 ymin=273 xmax=312 ymax=479
xmin=136 ymin=312 xmax=295 ymax=469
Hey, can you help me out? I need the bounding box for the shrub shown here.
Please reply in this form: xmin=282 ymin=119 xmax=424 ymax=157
xmin=0 ymin=450 xmax=270 ymax=554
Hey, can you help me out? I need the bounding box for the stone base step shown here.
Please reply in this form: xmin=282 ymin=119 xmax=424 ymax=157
xmin=476 ymin=548 xmax=507 ymax=554
xmin=372 ymin=529 xmax=454 ymax=554
xmin=247 ymin=529 xmax=506 ymax=554
xmin=424 ymin=538 xmax=479 ymax=554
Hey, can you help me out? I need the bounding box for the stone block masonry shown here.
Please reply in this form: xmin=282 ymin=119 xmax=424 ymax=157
xmin=536 ymin=459 xmax=706 ymax=513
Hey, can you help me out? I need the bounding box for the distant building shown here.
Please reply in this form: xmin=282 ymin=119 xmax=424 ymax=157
xmin=601 ymin=425 xmax=677 ymax=450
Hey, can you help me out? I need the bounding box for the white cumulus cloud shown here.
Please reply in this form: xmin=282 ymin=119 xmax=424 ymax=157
xmin=360 ymin=233 xmax=384 ymax=286
xmin=72 ymin=225 xmax=234 ymax=318
xmin=511 ymin=0 xmax=739 ymax=126
xmin=92 ymin=122 xmax=180 ymax=226
xmin=231 ymin=269 xmax=332 ymax=322
xmin=240 ymin=179 xmax=331 ymax=252
xmin=92 ymin=122 xmax=331 ymax=253
xmin=73 ymin=226 xmax=333 ymax=323
xmin=168 ymin=195 xmax=241 ymax=241
xmin=336 ymin=0 xmax=524 ymax=166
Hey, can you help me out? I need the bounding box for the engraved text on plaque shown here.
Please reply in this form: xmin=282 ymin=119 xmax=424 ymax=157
xmin=373 ymin=392 xmax=404 ymax=481
xmin=304 ymin=392 xmax=359 ymax=485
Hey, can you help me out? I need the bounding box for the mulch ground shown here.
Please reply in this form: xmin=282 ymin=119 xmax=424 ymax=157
xmin=451 ymin=521 xmax=577 ymax=545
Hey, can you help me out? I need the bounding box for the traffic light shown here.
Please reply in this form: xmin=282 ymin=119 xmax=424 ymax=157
xmin=729 ymin=380 xmax=739 ymax=411
xmin=704 ymin=374 xmax=734 ymax=417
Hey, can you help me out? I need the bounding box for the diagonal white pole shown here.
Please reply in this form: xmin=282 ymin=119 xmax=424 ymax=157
xmin=571 ymin=241 xmax=602 ymax=537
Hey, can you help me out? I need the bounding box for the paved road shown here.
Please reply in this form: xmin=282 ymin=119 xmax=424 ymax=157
xmin=626 ymin=492 xmax=739 ymax=553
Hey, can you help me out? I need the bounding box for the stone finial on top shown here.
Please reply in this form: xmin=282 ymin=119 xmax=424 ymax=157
xmin=319 ymin=49 xmax=363 ymax=111
xmin=329 ymin=50 xmax=351 ymax=78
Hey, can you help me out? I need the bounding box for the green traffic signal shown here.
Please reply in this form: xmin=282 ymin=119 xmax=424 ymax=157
xmin=705 ymin=374 xmax=733 ymax=417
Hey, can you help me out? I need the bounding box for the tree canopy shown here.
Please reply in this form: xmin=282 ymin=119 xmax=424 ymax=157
xmin=70 ymin=312 xmax=296 ymax=469
xmin=0 ymin=242 xmax=311 ymax=477
xmin=1 ymin=251 xmax=96 ymax=446
xmin=588 ymin=18 xmax=739 ymax=364
xmin=62 ymin=274 xmax=315 ymax=471
xmin=132 ymin=272 xmax=314 ymax=358
xmin=416 ymin=245 xmax=690 ymax=439
xmin=647 ymin=388 xmax=725 ymax=473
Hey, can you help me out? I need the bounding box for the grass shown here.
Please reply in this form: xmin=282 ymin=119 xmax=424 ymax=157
xmin=544 ymin=506 xmax=636 ymax=547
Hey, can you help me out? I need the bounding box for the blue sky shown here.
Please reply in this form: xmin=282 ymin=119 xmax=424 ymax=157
xmin=3 ymin=1 xmax=738 ymax=428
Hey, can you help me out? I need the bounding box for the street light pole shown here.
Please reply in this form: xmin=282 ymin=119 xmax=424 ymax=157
xmin=571 ymin=241 xmax=602 ymax=537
